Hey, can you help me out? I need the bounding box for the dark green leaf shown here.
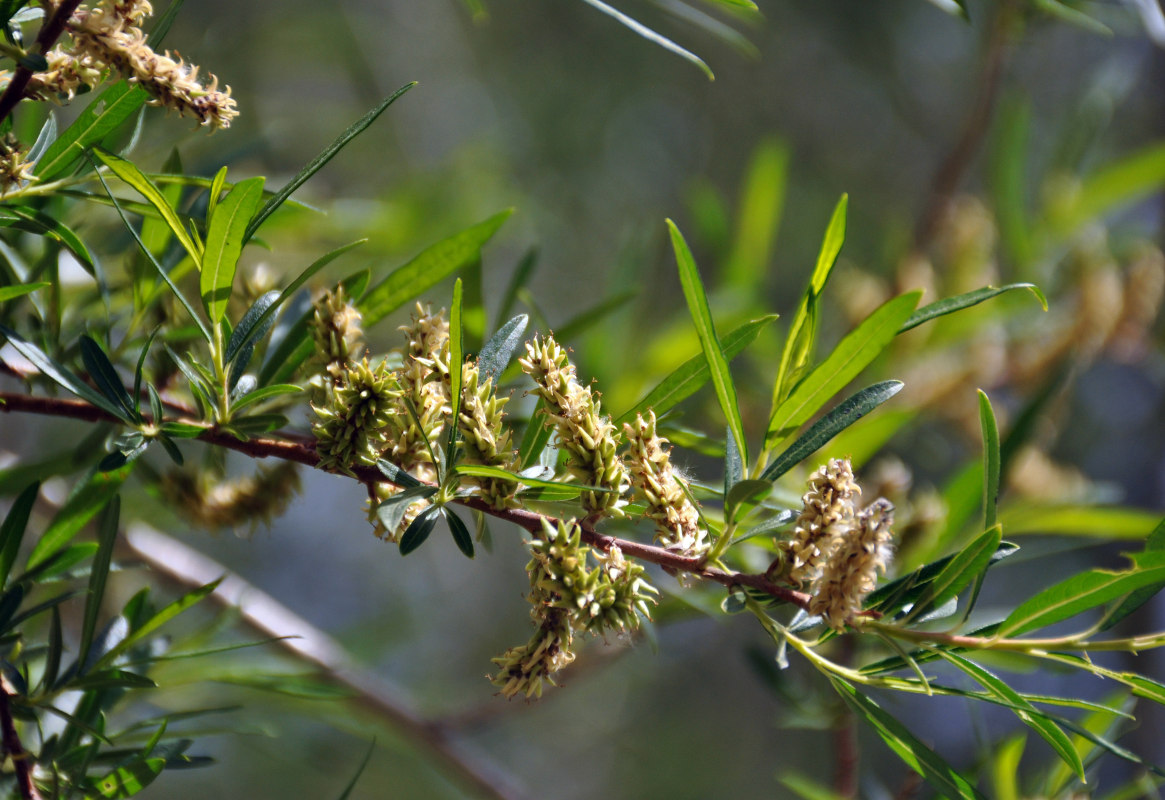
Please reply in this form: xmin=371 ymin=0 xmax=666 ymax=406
xmin=899 ymin=284 xmax=1046 ymax=333
xmin=446 ymin=278 xmax=465 ymax=470
xmin=73 ymin=668 xmax=156 ymax=690
xmin=725 ymin=479 xmax=770 ymax=523
xmin=0 ymin=482 xmax=38 ymax=589
xmin=80 ymin=335 xmax=136 ymax=421
xmin=78 ymin=495 xmax=119 ymax=674
xmin=494 ymin=248 xmax=538 ymax=331
xmin=44 ymin=605 xmax=62 ymax=691
xmin=334 ymin=739 xmax=377 ymax=800
xmin=1102 ymin=516 xmax=1165 ymax=631
xmin=518 ymin=398 xmax=553 ymax=470
xmin=762 ymin=381 xmax=903 ymax=482
xmin=230 ymin=383 xmax=302 ymax=413
xmin=360 ymin=210 xmax=513 ymax=327
xmin=376 ymin=486 xmax=438 ymax=534
xmin=95 ymin=579 xmax=222 ymax=670
xmin=157 ymin=435 xmax=184 ymax=465
xmin=668 ymin=218 xmax=748 ymax=465
xmin=245 ymin=84 xmax=416 ymax=242
xmin=445 ymin=509 xmax=474 ymax=558
xmin=0 ymin=326 xmax=129 ymax=420
xmin=28 ymin=468 xmax=127 ymax=568
xmin=5 ymin=206 xmax=97 ymax=275
xmin=201 ymin=176 xmax=265 ymax=324
xmin=376 ymin=459 xmax=423 ymax=489
xmin=399 ymin=504 xmax=442 ymax=556
xmin=477 ymin=314 xmax=528 ymax=385
xmin=34 ymin=83 xmax=148 ymax=181
xmin=907 ymin=525 xmax=1002 ymax=623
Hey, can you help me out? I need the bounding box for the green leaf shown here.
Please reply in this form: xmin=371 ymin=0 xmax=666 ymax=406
xmin=778 ymin=773 xmax=846 ymax=800
xmin=578 ymin=0 xmax=714 ymax=80
xmin=445 ymin=508 xmax=474 ymax=558
xmin=229 ymin=383 xmax=302 ymax=413
xmin=4 ymin=206 xmax=97 ymax=275
xmin=725 ymin=479 xmax=771 ymax=523
xmin=359 ymin=210 xmax=513 ymax=327
xmin=28 ymin=468 xmax=128 ymax=568
xmin=446 ymin=278 xmax=465 ymax=470
xmin=80 ymin=335 xmax=137 ymax=422
xmin=0 ymin=482 xmax=38 ymax=589
xmin=376 ymin=486 xmax=438 ymax=534
xmin=495 ymin=248 xmax=538 ymax=331
xmin=554 ymin=290 xmax=637 ymax=342
xmin=668 ymin=218 xmax=748 ymax=464
xmin=899 ymin=284 xmax=1046 ymax=333
xmin=832 ymin=678 xmax=985 ymax=798
xmin=399 ymin=504 xmax=442 ymax=556
xmin=0 ymin=326 xmax=130 ymax=420
xmin=614 ymin=314 xmax=777 ymax=426
xmin=78 ymin=495 xmax=119 ymax=674
xmin=334 ymin=739 xmax=377 ymax=800
xmin=85 ymin=755 xmax=165 ymax=798
xmin=761 ymin=381 xmax=903 ymax=482
xmin=44 ymin=605 xmax=63 ymax=691
xmin=200 ymin=176 xmax=265 ymax=324
xmin=244 ymin=83 xmax=416 ymax=241
xmin=454 ymin=464 xmax=616 ymax=495
xmin=0 ymin=281 xmax=49 ymax=303
xmin=978 ymin=390 xmax=1000 ymax=529
xmin=92 ymin=148 xmax=201 ymax=265
xmin=999 ymin=505 xmax=1162 ymax=539
xmin=206 ymin=165 xmax=228 ymax=223
xmin=376 ymin=459 xmax=423 ymax=490
xmin=518 ymin=398 xmax=553 ymax=470
xmin=724 ymin=137 xmax=788 ymax=292
xmin=73 ymin=668 xmax=157 ymax=690
xmin=767 ymin=291 xmax=920 ymax=447
xmin=95 ymin=579 xmax=222 ymax=670
xmin=477 ymin=314 xmax=528 ymax=385
xmin=771 ymin=194 xmax=847 ymax=408
xmin=1102 ymin=516 xmax=1165 ymax=631
xmin=233 ymin=240 xmax=365 ymax=369
xmin=939 ymin=651 xmax=1084 ymax=781
xmin=34 ymin=83 xmax=148 ymax=181
xmin=999 ymin=551 xmax=1165 ymax=637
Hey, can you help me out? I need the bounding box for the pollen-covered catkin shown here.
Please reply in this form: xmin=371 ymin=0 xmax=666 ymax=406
xmin=623 ymin=411 xmax=706 ymax=556
xmin=310 ymin=287 xmax=364 ymax=385
xmin=520 ymin=335 xmax=627 ymax=515
xmin=808 ymin=499 xmax=895 ymax=631
xmin=780 ymin=458 xmax=861 ymax=587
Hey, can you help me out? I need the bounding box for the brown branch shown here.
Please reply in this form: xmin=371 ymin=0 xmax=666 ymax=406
xmin=123 ymin=526 xmax=527 ymax=800
xmin=0 ymin=0 xmax=86 ymax=126
xmin=911 ymin=0 xmax=1018 ymax=256
xmin=0 ymin=680 xmax=40 ymax=800
xmin=0 ymin=389 xmax=813 ymax=610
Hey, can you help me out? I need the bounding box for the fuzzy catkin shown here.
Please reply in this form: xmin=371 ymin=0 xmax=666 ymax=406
xmin=781 ymin=458 xmax=861 ymax=587
xmin=160 ymin=461 xmax=301 ymax=533
xmin=456 ymin=360 xmax=518 ymax=509
xmin=808 ymin=499 xmax=895 ymax=631
xmin=623 ymin=411 xmax=706 ymax=556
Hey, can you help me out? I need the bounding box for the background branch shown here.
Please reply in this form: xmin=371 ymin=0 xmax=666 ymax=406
xmin=0 ymin=680 xmax=40 ymax=800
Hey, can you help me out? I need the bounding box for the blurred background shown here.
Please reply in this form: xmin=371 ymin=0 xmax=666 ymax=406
xmin=5 ymin=0 xmax=1165 ymax=796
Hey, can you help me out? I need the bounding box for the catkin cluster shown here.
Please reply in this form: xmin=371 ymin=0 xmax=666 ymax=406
xmin=490 ymin=518 xmax=656 ymax=699
xmin=779 ymin=458 xmax=896 ymax=631
xmin=623 ymin=411 xmax=706 ymax=556
xmin=519 ymin=334 xmax=627 ymax=515
xmin=21 ymin=0 xmax=239 ymax=129
xmin=160 ymin=461 xmax=301 ymax=532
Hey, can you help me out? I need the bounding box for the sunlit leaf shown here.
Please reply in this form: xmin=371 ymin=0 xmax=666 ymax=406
xmin=899 ymin=284 xmax=1046 ymax=333
xmin=978 ymin=390 xmax=999 ymax=529
xmin=578 ymin=0 xmax=714 ymax=80
xmin=201 ymin=176 xmax=264 ymax=324
xmin=34 ymin=83 xmax=148 ymax=181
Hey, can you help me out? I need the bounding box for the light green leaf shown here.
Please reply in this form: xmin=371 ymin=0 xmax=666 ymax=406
xmin=999 ymin=505 xmax=1162 ymax=539
xmin=446 ymin=278 xmax=464 ymax=470
xmin=85 ymin=756 xmax=166 ymax=799
xmin=831 ymin=678 xmax=985 ymax=799
xmin=778 ymin=773 xmax=846 ymax=800
xmin=92 ymin=148 xmax=201 ymax=265
xmin=1102 ymin=516 xmax=1165 ymax=631
xmin=939 ymin=651 xmax=1084 ymax=781
xmin=767 ymin=291 xmax=920 ymax=447
xmin=762 ymin=380 xmax=903 ymax=482
xmin=206 ymin=165 xmax=228 ymax=223
xmin=28 ymin=467 xmax=129 ymax=569
xmin=724 ymin=137 xmax=788 ymax=292
xmin=454 ymin=464 xmax=616 ymax=494
xmin=229 ymin=383 xmax=303 ymax=413
xmin=771 ymin=194 xmax=847 ymax=409
xmin=201 ymin=176 xmax=265 ymax=324
xmin=245 ymin=83 xmax=417 ymax=242
xmin=907 ymin=524 xmax=1002 ymax=623
xmin=899 ymin=284 xmax=1046 ymax=333
xmin=999 ymin=551 xmax=1165 ymax=637
xmin=360 ymin=210 xmax=513 ymax=327
xmin=95 ymin=579 xmax=222 ymax=669
xmin=518 ymin=398 xmax=553 ymax=470
xmin=668 ymin=218 xmax=748 ymax=465
xmin=0 ymin=282 xmax=49 ymax=303
xmin=34 ymin=83 xmax=148 ymax=181
xmin=615 ymin=314 xmax=777 ymax=426
xmin=579 ymin=0 xmax=714 ymax=80
xmin=978 ymin=390 xmax=1000 ymax=529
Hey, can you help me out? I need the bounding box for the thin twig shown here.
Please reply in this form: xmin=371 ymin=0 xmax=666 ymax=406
xmin=911 ymin=0 xmax=1017 ymax=256
xmin=0 ymin=680 xmax=41 ymax=800
xmin=124 ymin=524 xmax=529 ymax=800
xmin=0 ymin=0 xmax=86 ymax=126
xmin=0 ymin=389 xmax=814 ymax=610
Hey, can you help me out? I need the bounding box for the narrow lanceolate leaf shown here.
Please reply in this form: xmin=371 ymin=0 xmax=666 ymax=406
xmin=762 ymin=381 xmax=903 ymax=482
xmin=1102 ymin=517 xmax=1165 ymax=631
xmin=772 ymin=194 xmax=848 ymax=409
xmin=0 ymin=326 xmax=129 ymax=420
xmin=200 ymin=176 xmax=265 ymax=324
xmin=578 ymin=0 xmax=714 ymax=80
xmin=899 ymin=284 xmax=1047 ymax=333
xmin=615 ymin=315 xmax=777 ymax=426
xmin=668 ymin=218 xmax=748 ymax=465
xmin=0 ymin=282 xmax=49 ymax=303
xmin=939 ymin=652 xmax=1085 ymax=781
xmin=377 ymin=459 xmax=423 ymax=490
xmin=478 ymin=314 xmax=528 ymax=385
xmin=334 ymin=739 xmax=377 ymax=800
xmin=376 ymin=486 xmax=439 ymax=534
xmin=446 ymin=278 xmax=465 ymax=469
xmin=229 ymin=384 xmax=303 ymax=413
xmin=96 ymin=579 xmax=222 ymax=670
xmin=399 ymin=504 xmax=442 ymax=556
xmin=28 ymin=468 xmax=129 ymax=569
xmin=998 ymin=505 xmax=1161 ymax=539
xmin=80 ymin=335 xmax=136 ymax=421
xmin=445 ymin=509 xmax=474 ymax=558
xmin=978 ymin=390 xmax=1000 ymax=529
xmin=999 ymin=551 xmax=1165 ymax=637
xmin=359 ymin=210 xmax=513 ymax=327
xmin=909 ymin=524 xmax=1002 ymax=621
xmin=767 ymin=291 xmax=920 ymax=447
xmin=226 ymin=290 xmax=279 ymax=379
xmin=518 ymin=398 xmax=552 ymax=470
xmin=244 ymin=83 xmax=416 ymax=243
xmin=831 ymin=678 xmax=985 ymax=799
xmin=0 ymin=482 xmax=39 ymax=589
xmin=78 ymin=495 xmax=120 ymax=674
xmin=93 ymin=148 xmax=201 ymax=265
xmin=5 ymin=206 xmax=97 ymax=274
xmin=454 ymin=464 xmax=617 ymax=494
xmin=34 ymin=83 xmax=148 ymax=181
xmin=86 ymin=756 xmax=166 ymax=798
xmin=206 ymin=165 xmax=228 ymax=222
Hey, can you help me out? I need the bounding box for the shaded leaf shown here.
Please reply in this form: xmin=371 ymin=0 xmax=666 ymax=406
xmin=34 ymin=83 xmax=148 ymax=181
xmin=899 ymin=283 xmax=1046 ymax=333
xmin=399 ymin=504 xmax=442 ymax=556
xmin=28 ymin=468 xmax=127 ymax=568
xmin=78 ymin=495 xmax=119 ymax=674
xmin=0 ymin=482 xmax=38 ymax=589
xmin=445 ymin=508 xmax=474 ymax=558
xmin=0 ymin=326 xmax=129 ymax=420
xmin=80 ymin=335 xmax=136 ymax=421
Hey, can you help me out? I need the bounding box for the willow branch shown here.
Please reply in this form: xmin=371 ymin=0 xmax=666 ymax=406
xmin=0 ymin=388 xmax=812 ymax=609
xmin=123 ymin=525 xmax=527 ymax=800
xmin=0 ymin=680 xmax=40 ymax=800
xmin=0 ymin=0 xmax=85 ymax=126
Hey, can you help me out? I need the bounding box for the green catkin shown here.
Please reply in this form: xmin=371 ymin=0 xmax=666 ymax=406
xmin=623 ymin=410 xmax=707 ymax=556
xmin=312 ymin=358 xmax=398 ymax=476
